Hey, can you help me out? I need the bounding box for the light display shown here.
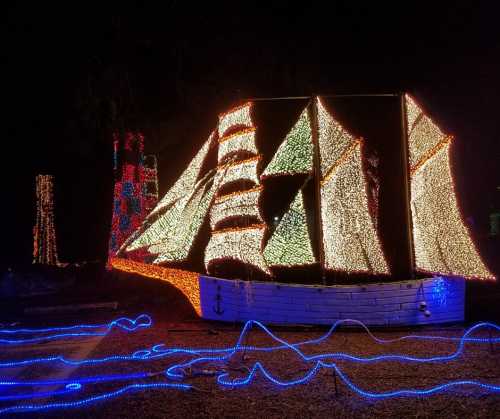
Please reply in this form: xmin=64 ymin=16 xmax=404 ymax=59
xmin=406 ymin=95 xmax=494 ymax=279
xmin=319 ymin=132 xmax=389 ymax=274
xmin=0 ymin=316 xmax=498 ymax=414
xmin=263 ymin=190 xmax=315 ymax=267
xmin=205 ymin=225 xmax=270 ymax=275
xmin=209 ymin=186 xmax=264 ymax=230
xmin=126 ymin=192 xmax=190 ymax=252
xmin=0 ymin=314 xmax=151 ymax=345
xmin=218 ymin=102 xmax=253 ymax=137
xmin=142 ymin=155 xmax=159 ymax=212
xmin=261 ymin=107 xmax=314 ymax=178
xmin=218 ymin=128 xmax=258 ymax=164
xmin=33 ymin=174 xmax=59 ymax=265
xmin=152 ymin=177 xmax=219 ymax=263
xmin=317 ymin=98 xmax=356 ymax=178
xmin=215 ymin=155 xmax=261 ymax=190
xmin=148 ymin=132 xmax=215 ymax=218
xmin=110 ymin=258 xmax=201 ymax=315
xmin=108 ymin=132 xmax=159 ymax=263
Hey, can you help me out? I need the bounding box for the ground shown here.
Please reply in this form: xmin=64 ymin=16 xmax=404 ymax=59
xmin=1 ymin=308 xmax=499 ymax=418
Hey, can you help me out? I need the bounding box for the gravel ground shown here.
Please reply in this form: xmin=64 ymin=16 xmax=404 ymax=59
xmin=1 ymin=311 xmax=499 ymax=419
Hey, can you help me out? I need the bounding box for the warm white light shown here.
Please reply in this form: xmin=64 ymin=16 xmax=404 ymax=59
xmin=216 ymin=156 xmax=261 ymax=190
xmin=205 ymin=225 xmax=270 ymax=275
xmin=316 ymin=98 xmax=355 ymax=179
xmin=152 ymin=177 xmax=218 ymax=263
xmin=209 ymin=186 xmax=263 ymax=230
xmin=406 ymin=94 xmax=494 ymax=279
xmin=218 ymin=128 xmax=258 ymax=164
xmin=148 ymin=132 xmax=215 ymax=218
xmin=317 ymin=97 xmax=389 ymax=275
xmin=218 ymin=102 xmax=253 ymax=137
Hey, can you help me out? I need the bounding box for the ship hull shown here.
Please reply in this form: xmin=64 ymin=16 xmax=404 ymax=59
xmin=112 ymin=258 xmax=465 ymax=326
xmin=200 ymin=275 xmax=464 ymax=326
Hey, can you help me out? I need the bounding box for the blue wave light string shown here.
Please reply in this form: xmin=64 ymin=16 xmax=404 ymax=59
xmin=0 ymin=314 xmax=152 ymax=345
xmin=0 ymin=317 xmax=498 ymax=414
xmin=1 ymin=320 xmax=498 ymax=369
xmin=0 ymin=383 xmax=191 ymax=415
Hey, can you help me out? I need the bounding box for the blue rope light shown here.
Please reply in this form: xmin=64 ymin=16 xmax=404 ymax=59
xmin=0 ymin=385 xmax=80 ymax=401
xmin=0 ymin=314 xmax=152 ymax=345
xmin=0 ymin=317 xmax=498 ymax=415
xmin=1 ymin=319 xmax=498 ymax=369
xmin=0 ymin=383 xmax=191 ymax=415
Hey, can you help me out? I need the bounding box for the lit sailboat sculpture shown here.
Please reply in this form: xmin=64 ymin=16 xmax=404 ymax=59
xmin=111 ymin=94 xmax=494 ymax=326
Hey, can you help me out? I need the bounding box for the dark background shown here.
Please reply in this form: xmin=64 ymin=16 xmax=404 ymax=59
xmin=3 ymin=2 xmax=499 ymax=278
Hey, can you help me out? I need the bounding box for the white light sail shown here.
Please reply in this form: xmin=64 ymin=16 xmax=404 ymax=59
xmin=216 ymin=156 xmax=261 ymax=190
xmin=317 ymin=98 xmax=389 ymax=275
xmin=148 ymin=132 xmax=215 ymax=217
xmin=151 ymin=176 xmax=218 ymax=263
xmin=205 ymin=224 xmax=270 ymax=275
xmin=406 ymin=94 xmax=494 ymax=279
xmin=317 ymin=98 xmax=355 ymax=179
xmin=218 ymin=128 xmax=258 ymax=164
xmin=218 ymin=102 xmax=253 ymax=137
xmin=209 ymin=186 xmax=263 ymax=230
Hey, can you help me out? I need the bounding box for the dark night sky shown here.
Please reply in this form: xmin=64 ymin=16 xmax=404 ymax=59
xmin=3 ymin=2 xmax=499 ymax=273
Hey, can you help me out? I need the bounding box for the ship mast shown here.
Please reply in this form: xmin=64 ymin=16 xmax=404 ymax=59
xmin=309 ymin=97 xmax=327 ymax=284
xmin=400 ymin=93 xmax=416 ymax=278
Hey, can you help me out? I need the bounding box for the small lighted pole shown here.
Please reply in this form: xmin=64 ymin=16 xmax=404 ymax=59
xmin=33 ymin=175 xmax=59 ymax=265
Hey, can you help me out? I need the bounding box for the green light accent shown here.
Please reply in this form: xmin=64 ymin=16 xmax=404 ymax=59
xmin=262 ymin=108 xmax=313 ymax=178
xmin=263 ymin=190 xmax=315 ymax=267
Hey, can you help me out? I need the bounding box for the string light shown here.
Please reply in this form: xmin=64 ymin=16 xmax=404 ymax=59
xmin=406 ymin=94 xmax=494 ymax=280
xmin=108 ymin=132 xmax=159 ymax=263
xmin=142 ymin=155 xmax=159 ymax=212
xmin=148 ymin=132 xmax=215 ymax=218
xmin=110 ymin=258 xmax=201 ymax=315
xmin=33 ymin=175 xmax=58 ymax=265
xmin=205 ymin=225 xmax=270 ymax=275
xmin=0 ymin=383 xmax=191 ymax=415
xmin=152 ymin=177 xmax=219 ymax=263
xmin=0 ymin=316 xmax=498 ymax=414
xmin=317 ymin=100 xmax=389 ymax=274
xmin=316 ymin=98 xmax=355 ymax=178
xmin=218 ymin=128 xmax=258 ymax=164
xmin=0 ymin=314 xmax=151 ymax=345
xmin=263 ymin=190 xmax=315 ymax=267
xmin=126 ymin=194 xmax=190 ymax=252
xmin=167 ymin=319 xmax=500 ymax=395
xmin=215 ymin=155 xmax=261 ymax=190
xmin=209 ymin=186 xmax=264 ymax=230
xmin=218 ymin=102 xmax=253 ymax=137
xmin=261 ymin=107 xmax=313 ymax=178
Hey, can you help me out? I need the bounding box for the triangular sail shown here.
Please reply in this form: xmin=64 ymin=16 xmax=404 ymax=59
xmin=152 ymin=175 xmax=219 ymax=263
xmin=263 ymin=189 xmax=315 ymax=267
xmin=317 ymin=98 xmax=354 ymax=178
xmin=148 ymin=132 xmax=215 ymax=217
xmin=406 ymin=94 xmax=494 ymax=279
xmin=318 ymin=98 xmax=389 ymax=274
xmin=121 ymin=133 xmax=215 ymax=253
xmin=261 ymin=107 xmax=313 ymax=178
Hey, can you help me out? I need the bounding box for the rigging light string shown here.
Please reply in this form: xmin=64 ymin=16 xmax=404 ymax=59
xmin=0 ymin=314 xmax=152 ymax=345
xmin=0 ymin=318 xmax=498 ymax=414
